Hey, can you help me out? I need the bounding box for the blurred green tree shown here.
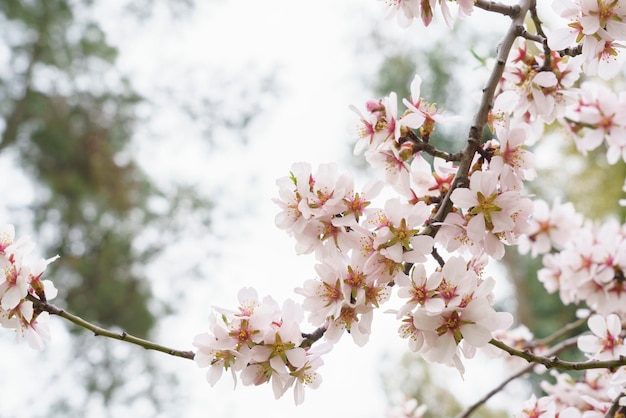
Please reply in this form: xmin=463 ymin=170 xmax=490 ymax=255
xmin=0 ymin=0 xmax=273 ymax=415
xmin=0 ymin=0 xmax=174 ymax=414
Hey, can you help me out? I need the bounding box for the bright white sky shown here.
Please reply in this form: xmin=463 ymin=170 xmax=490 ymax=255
xmin=0 ymin=0 xmax=532 ymax=417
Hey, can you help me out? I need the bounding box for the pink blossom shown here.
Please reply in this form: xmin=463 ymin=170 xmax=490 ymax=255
xmin=515 ymin=394 xmax=556 ymax=418
xmin=578 ymin=314 xmax=626 ymax=360
xmin=519 ymin=198 xmax=583 ymax=257
xmin=369 ymin=198 xmax=433 ymax=263
xmin=450 ymin=170 xmax=532 ymax=259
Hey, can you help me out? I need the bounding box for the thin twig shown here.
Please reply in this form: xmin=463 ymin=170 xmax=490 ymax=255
xmin=455 ymin=361 xmax=530 ymax=418
xmin=400 ymin=131 xmax=463 ymax=162
xmin=529 ymin=2 xmax=553 ymax=70
xmin=456 ymin=336 xmax=579 ymax=418
xmin=431 ymin=247 xmax=445 ymax=267
xmin=31 ymin=296 xmax=196 ymax=360
xmin=489 ymin=338 xmax=626 ymax=371
xmin=301 ymin=326 xmax=326 ymax=348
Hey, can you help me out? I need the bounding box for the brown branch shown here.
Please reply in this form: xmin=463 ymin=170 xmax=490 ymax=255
xmin=489 ymin=338 xmax=626 ymax=371
xmin=475 ymin=0 xmax=519 ymax=16
xmin=30 ymin=295 xmax=196 ymax=360
xmin=528 ymin=2 xmax=552 ymax=70
xmin=301 ymin=326 xmax=326 ymax=348
xmin=399 ymin=131 xmax=463 ymax=162
xmin=519 ymin=29 xmax=545 ymax=45
xmin=559 ymin=44 xmax=583 ymax=57
xmin=605 ymin=392 xmax=626 ymax=418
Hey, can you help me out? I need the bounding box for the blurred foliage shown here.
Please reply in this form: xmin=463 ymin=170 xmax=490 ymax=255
xmin=381 ymin=353 xmax=508 ymax=418
xmin=0 ymin=0 xmax=219 ymax=414
xmin=370 ymin=41 xmax=464 ymax=155
xmin=1 ymin=0 xmax=157 ymax=340
xmin=560 ymin=146 xmax=626 ymax=221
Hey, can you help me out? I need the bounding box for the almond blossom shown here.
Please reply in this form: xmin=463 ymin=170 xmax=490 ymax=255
xmin=448 ymin=170 xmax=532 ymax=259
xmin=368 ymin=198 xmax=434 ymax=264
xmin=273 ymin=162 xmax=365 ymax=257
xmin=384 ymin=0 xmax=474 ymax=27
xmin=395 ymin=256 xmax=513 ymax=373
xmin=536 ymin=217 xmax=626 ymax=315
xmin=404 ymin=155 xmax=457 ymax=202
xmin=578 ymin=314 xmax=626 ymax=360
xmin=487 ymin=122 xmax=536 ymax=191
xmin=496 ymin=44 xmax=582 ymax=125
xmin=548 ymin=0 xmax=626 ymax=80
xmin=193 ymin=288 xmax=329 ymax=404
xmin=0 ymin=224 xmax=58 ymax=350
xmin=562 ymin=81 xmax=626 ymax=164
xmin=518 ymin=198 xmax=584 ymax=257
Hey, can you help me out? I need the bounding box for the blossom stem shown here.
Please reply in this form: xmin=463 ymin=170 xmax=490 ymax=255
xmin=528 ymin=3 xmax=552 ymax=70
xmin=400 ymin=131 xmax=463 ymax=162
xmin=489 ymin=338 xmax=626 ymax=371
xmin=29 ymin=295 xmax=196 ymax=360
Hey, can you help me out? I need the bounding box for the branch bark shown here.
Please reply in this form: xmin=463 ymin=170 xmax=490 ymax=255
xmin=31 ymin=296 xmax=196 ymax=360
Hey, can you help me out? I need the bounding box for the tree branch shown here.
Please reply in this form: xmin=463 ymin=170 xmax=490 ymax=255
xmin=400 ymin=131 xmax=463 ymax=162
xmin=30 ymin=296 xmax=196 ymax=360
xmin=558 ymin=44 xmax=583 ymax=57
xmin=489 ymin=338 xmax=626 ymax=371
xmin=528 ymin=2 xmax=552 ymax=70
xmin=475 ymin=0 xmax=519 ymax=16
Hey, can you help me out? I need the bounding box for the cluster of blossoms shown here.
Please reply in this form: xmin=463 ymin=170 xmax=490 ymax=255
xmin=192 ymin=287 xmax=330 ymax=405
xmin=393 ymin=257 xmax=513 ymax=373
xmin=549 ymin=0 xmax=626 ymax=80
xmin=273 ymin=160 xmax=436 ymax=352
xmin=518 ymin=198 xmax=583 ymax=258
xmin=439 ymin=121 xmax=535 ymax=260
xmin=349 ymin=74 xmax=462 ymax=196
xmin=0 ymin=224 xmax=58 ymax=350
xmin=532 ymin=215 xmax=626 ymax=316
xmin=495 ymin=39 xmax=626 ymax=165
xmin=195 ymin=72 xmax=537 ymax=399
xmin=560 ymin=81 xmax=626 ymax=164
xmin=495 ymin=43 xmax=582 ymax=130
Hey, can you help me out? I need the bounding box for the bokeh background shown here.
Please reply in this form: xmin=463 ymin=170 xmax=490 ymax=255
xmin=2 ymin=1 xmax=624 ymax=417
